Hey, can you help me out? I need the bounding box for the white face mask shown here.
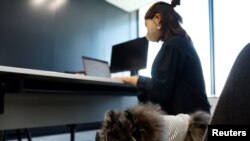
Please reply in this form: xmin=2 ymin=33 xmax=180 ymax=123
xmin=145 ymin=18 xmax=161 ymax=42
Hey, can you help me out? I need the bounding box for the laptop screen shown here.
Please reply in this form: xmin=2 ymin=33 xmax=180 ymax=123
xmin=82 ymin=56 xmax=111 ymax=78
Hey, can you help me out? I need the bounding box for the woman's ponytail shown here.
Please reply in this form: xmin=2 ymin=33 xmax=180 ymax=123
xmin=171 ymin=0 xmax=181 ymax=8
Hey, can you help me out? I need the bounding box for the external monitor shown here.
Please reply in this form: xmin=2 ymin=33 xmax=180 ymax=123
xmin=110 ymin=37 xmax=149 ymax=73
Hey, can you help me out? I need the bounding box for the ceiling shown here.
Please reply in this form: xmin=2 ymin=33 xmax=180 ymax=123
xmin=105 ymin=0 xmax=161 ymax=12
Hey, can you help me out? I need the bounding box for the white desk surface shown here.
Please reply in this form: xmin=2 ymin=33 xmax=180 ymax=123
xmin=0 ymin=65 xmax=123 ymax=84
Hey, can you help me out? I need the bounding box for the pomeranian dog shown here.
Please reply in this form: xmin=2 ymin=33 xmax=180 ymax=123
xmin=96 ymin=103 xmax=210 ymax=141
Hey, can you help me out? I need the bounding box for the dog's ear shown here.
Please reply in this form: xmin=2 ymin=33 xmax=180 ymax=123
xmin=185 ymin=111 xmax=210 ymax=141
xmin=104 ymin=110 xmax=117 ymax=128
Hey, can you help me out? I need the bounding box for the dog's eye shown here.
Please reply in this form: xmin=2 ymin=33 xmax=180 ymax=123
xmin=132 ymin=128 xmax=144 ymax=141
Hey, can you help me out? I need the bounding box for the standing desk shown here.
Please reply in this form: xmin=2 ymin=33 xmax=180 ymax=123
xmin=0 ymin=65 xmax=138 ymax=140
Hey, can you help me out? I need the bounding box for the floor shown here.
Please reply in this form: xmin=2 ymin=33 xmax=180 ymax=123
xmin=7 ymin=129 xmax=99 ymax=141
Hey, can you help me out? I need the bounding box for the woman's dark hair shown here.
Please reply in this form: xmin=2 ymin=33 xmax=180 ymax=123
xmin=144 ymin=0 xmax=191 ymax=41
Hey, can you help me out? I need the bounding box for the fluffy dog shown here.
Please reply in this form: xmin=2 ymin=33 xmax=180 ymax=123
xmin=96 ymin=103 xmax=210 ymax=141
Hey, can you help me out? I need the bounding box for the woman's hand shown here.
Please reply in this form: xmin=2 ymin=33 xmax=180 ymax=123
xmin=112 ymin=76 xmax=139 ymax=87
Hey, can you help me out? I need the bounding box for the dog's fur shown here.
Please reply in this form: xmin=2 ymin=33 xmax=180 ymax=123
xmin=96 ymin=103 xmax=210 ymax=141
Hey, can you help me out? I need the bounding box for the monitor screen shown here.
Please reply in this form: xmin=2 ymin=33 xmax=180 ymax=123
xmin=110 ymin=37 xmax=149 ymax=73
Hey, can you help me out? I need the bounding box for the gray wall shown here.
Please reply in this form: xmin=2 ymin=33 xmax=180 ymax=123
xmin=0 ymin=0 xmax=137 ymax=72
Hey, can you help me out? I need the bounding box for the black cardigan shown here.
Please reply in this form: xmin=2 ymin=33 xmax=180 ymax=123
xmin=137 ymin=35 xmax=210 ymax=115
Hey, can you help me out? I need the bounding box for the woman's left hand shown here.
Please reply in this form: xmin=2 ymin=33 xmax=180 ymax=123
xmin=112 ymin=76 xmax=139 ymax=87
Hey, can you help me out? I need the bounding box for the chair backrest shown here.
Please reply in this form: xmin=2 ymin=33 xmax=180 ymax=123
xmin=203 ymin=43 xmax=250 ymax=141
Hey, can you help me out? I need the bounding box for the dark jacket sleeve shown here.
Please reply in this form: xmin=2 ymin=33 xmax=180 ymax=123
xmin=137 ymin=39 xmax=186 ymax=105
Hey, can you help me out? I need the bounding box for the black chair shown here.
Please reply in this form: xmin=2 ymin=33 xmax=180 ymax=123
xmin=203 ymin=43 xmax=250 ymax=140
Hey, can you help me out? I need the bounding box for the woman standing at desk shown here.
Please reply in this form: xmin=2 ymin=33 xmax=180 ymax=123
xmin=116 ymin=0 xmax=210 ymax=115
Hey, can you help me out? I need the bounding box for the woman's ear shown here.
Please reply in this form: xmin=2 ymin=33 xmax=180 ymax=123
xmin=153 ymin=13 xmax=161 ymax=25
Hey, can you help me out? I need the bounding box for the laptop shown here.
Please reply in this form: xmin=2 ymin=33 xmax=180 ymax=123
xmin=82 ymin=56 xmax=111 ymax=78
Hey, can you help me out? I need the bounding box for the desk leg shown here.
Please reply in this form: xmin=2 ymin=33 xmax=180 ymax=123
xmin=16 ymin=129 xmax=22 ymax=141
xmin=0 ymin=82 xmax=5 ymax=114
xmin=68 ymin=124 xmax=76 ymax=141
xmin=0 ymin=129 xmax=32 ymax=141
xmin=24 ymin=129 xmax=32 ymax=141
xmin=1 ymin=131 xmax=7 ymax=141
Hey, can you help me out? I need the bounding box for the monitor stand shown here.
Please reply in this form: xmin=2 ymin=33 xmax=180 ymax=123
xmin=130 ymin=70 xmax=139 ymax=76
